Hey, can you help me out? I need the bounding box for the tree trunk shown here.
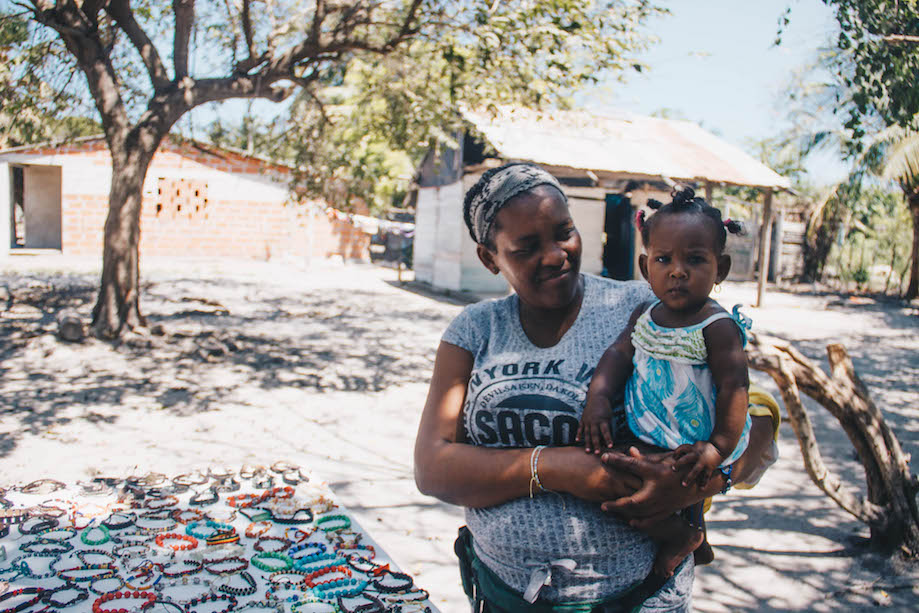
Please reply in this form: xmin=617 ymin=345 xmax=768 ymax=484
xmin=91 ymin=143 xmax=156 ymax=339
xmin=747 ymin=334 xmax=919 ymax=555
xmin=905 ymin=192 xmax=919 ymax=300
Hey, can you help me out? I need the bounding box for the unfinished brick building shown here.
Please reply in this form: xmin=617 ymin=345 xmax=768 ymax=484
xmin=0 ymin=136 xmax=369 ymax=263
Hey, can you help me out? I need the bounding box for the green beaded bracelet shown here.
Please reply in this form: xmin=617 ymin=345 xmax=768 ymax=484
xmin=80 ymin=524 xmax=111 ymax=546
xmin=315 ymin=514 xmax=350 ymax=533
xmin=251 ymin=551 xmax=293 ymax=572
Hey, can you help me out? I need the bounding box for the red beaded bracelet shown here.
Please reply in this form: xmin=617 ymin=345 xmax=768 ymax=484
xmin=154 ymin=532 xmax=198 ymax=551
xmin=303 ymin=564 xmax=352 ymax=588
xmin=91 ymin=590 xmax=156 ymax=613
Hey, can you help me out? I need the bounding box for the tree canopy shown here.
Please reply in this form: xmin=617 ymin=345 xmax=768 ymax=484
xmin=818 ymin=0 xmax=919 ymax=139
xmin=1 ymin=0 xmax=665 ymax=337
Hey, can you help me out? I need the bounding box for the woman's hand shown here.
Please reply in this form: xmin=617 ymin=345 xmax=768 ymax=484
xmin=599 ymin=414 xmax=776 ymax=524
xmin=598 ymin=447 xmax=702 ymax=524
xmin=541 ymin=446 xmax=642 ymax=502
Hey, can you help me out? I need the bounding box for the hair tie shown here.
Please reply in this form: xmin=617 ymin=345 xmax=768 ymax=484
xmin=635 ymin=210 xmax=645 ymax=230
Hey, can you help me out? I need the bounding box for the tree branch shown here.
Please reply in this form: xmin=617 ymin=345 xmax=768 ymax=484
xmin=105 ymin=0 xmax=170 ymax=91
xmin=884 ymin=34 xmax=919 ymax=44
xmin=240 ymin=0 xmax=257 ymax=64
xmin=173 ymin=0 xmax=194 ymax=79
xmin=746 ymin=338 xmax=888 ymax=525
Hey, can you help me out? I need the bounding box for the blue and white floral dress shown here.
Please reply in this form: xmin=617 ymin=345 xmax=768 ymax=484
xmin=624 ymin=302 xmax=751 ymax=467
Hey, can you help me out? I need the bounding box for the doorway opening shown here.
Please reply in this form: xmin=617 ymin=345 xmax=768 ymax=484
xmin=602 ymin=193 xmax=634 ymax=281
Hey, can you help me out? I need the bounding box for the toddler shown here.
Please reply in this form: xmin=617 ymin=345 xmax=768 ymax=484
xmin=577 ymin=186 xmax=751 ymax=578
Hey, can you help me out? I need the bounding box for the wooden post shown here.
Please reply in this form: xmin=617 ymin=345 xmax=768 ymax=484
xmin=756 ymin=189 xmax=774 ymax=307
xmin=704 ymin=181 xmax=713 ymax=204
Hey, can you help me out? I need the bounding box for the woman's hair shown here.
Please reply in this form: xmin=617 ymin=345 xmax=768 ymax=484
xmin=463 ymin=162 xmax=565 ymax=250
xmin=635 ymin=186 xmax=744 ymax=253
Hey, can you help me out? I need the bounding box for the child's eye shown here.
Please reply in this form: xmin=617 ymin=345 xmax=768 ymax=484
xmin=655 ymin=255 xmax=669 ymax=263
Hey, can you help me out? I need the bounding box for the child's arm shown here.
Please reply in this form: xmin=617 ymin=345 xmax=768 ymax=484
xmin=577 ymin=303 xmax=646 ymax=454
xmin=673 ymin=316 xmax=750 ymax=486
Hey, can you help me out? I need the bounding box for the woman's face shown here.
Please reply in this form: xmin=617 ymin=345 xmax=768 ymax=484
xmin=477 ymin=186 xmax=582 ymax=311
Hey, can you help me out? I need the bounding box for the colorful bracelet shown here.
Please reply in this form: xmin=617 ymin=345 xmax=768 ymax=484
xmin=312 ymin=577 xmax=368 ymax=599
xmin=315 ymin=514 xmax=350 ymax=533
xmin=81 ymin=524 xmax=112 ymax=546
xmin=0 ymin=587 xmax=47 ymax=613
xmin=251 ymin=551 xmax=294 ymax=572
xmin=204 ymin=555 xmax=249 ymax=576
xmin=254 ymin=535 xmax=292 ymax=553
xmin=91 ymin=590 xmax=156 ymax=613
xmin=289 ymin=542 xmax=326 ymax=559
xmin=185 ymin=520 xmax=233 ymax=539
xmin=155 ymin=532 xmax=198 ymax=551
xmin=216 ymin=570 xmax=258 ymax=597
xmin=44 ymin=583 xmax=89 ymax=608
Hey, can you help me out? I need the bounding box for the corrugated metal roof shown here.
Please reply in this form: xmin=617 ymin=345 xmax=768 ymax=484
xmin=465 ymin=107 xmax=790 ymax=190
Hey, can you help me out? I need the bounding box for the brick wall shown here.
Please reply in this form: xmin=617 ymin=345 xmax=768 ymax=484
xmin=7 ymin=138 xmax=370 ymax=261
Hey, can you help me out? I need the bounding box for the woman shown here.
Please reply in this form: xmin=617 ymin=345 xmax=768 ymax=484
xmin=413 ymin=163 xmax=777 ymax=612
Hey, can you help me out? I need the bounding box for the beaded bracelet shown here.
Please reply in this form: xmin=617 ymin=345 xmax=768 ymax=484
xmin=143 ymin=495 xmax=179 ymax=510
xmin=204 ymin=555 xmax=249 ymax=576
xmin=254 ymin=536 xmax=292 ymax=553
xmin=239 ymin=464 xmax=265 ymax=479
xmin=160 ymin=559 xmax=204 ymax=578
xmin=173 ymin=471 xmax=209 ymax=487
xmin=20 ymin=479 xmax=65 ymax=495
xmin=291 ymin=597 xmax=342 ymax=613
xmin=184 ymin=592 xmax=238 ymax=613
xmin=370 ymin=571 xmax=414 ymax=593
xmin=293 ymin=553 xmax=344 ymax=572
xmin=0 ymin=509 xmax=30 ymax=525
xmin=315 ymin=514 xmax=350 ymax=533
xmin=101 ymin=511 xmax=136 ymax=530
xmin=18 ymin=539 xmax=73 ymax=555
xmin=381 ymin=588 xmax=430 ymax=603
xmin=77 ymin=549 xmax=117 ymax=566
xmin=112 ymin=542 xmax=151 ymax=559
xmin=31 ymin=524 xmax=77 ymax=540
xmin=155 ymin=532 xmax=198 ymax=552
xmin=251 ymin=551 xmax=294 ymax=572
xmin=246 ymin=521 xmax=273 ymax=538
xmin=12 ymin=554 xmax=61 ymax=579
xmin=229 ymin=493 xmax=266 ymax=508
xmin=0 ymin=586 xmax=46 ymax=613
xmin=189 ymin=489 xmax=219 ymax=506
xmin=216 ymin=570 xmax=258 ymax=597
xmin=312 ymin=578 xmax=368 ymax=600
xmin=171 ymin=508 xmax=207 ymax=525
xmin=268 ymin=569 xmax=308 ymax=588
xmin=43 ymin=583 xmax=89 ymax=608
xmin=303 ymin=565 xmax=352 ymax=587
xmin=88 ymin=574 xmax=126 ymax=595
xmin=289 ymin=542 xmax=326 ymax=559
xmin=336 ymin=593 xmax=386 ymax=613
xmin=186 ymin=520 xmax=233 ymax=539
xmin=80 ymin=524 xmax=112 ymax=546
xmin=18 ymin=517 xmax=58 ymax=535
xmin=90 ymin=590 xmax=156 ymax=613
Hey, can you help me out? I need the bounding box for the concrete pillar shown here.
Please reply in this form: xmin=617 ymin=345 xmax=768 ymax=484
xmin=0 ymin=163 xmax=9 ymax=257
xmin=756 ymin=189 xmax=774 ymax=307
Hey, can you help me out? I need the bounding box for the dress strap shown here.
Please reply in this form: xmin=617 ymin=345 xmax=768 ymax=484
xmin=696 ymin=305 xmax=752 ymax=347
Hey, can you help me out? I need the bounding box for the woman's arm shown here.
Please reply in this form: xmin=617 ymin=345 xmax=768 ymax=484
xmin=414 ymin=342 xmax=640 ymax=508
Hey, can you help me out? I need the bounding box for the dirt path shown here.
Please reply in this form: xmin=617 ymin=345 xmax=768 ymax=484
xmin=0 ymin=255 xmax=917 ymax=611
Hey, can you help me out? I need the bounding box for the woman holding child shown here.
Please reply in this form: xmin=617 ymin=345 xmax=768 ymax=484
xmin=413 ymin=163 xmax=779 ymax=612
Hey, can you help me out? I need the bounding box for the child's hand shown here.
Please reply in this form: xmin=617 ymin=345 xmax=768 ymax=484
xmin=671 ymin=441 xmax=725 ymax=487
xmin=577 ymin=397 xmax=615 ymax=455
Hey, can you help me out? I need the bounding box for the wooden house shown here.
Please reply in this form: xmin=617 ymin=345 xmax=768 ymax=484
xmin=413 ymin=107 xmax=791 ymax=302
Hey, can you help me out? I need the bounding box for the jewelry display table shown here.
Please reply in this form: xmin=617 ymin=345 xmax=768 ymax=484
xmin=0 ymin=464 xmax=437 ymax=613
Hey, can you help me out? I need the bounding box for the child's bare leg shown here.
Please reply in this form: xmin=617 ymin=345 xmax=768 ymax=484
xmin=692 ymin=507 xmax=714 ymax=565
xmin=640 ymin=510 xmax=704 ymax=578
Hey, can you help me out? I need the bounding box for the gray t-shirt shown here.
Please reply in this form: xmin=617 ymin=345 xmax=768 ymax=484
xmin=442 ymin=274 xmax=693 ymax=607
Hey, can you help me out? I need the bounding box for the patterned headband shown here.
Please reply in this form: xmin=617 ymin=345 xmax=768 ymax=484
xmin=467 ymin=164 xmax=565 ymax=245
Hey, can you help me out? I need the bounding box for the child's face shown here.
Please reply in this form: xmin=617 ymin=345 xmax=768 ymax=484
xmin=639 ymin=213 xmax=729 ymax=315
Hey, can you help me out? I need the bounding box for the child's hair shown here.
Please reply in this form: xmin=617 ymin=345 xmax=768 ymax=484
xmin=635 ymin=186 xmax=744 ymax=253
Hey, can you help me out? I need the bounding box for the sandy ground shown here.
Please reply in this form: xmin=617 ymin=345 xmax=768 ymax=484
xmin=1 ymin=254 xmax=918 ymax=611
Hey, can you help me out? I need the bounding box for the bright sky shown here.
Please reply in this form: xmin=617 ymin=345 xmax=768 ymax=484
xmin=580 ymin=0 xmax=845 ymax=184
